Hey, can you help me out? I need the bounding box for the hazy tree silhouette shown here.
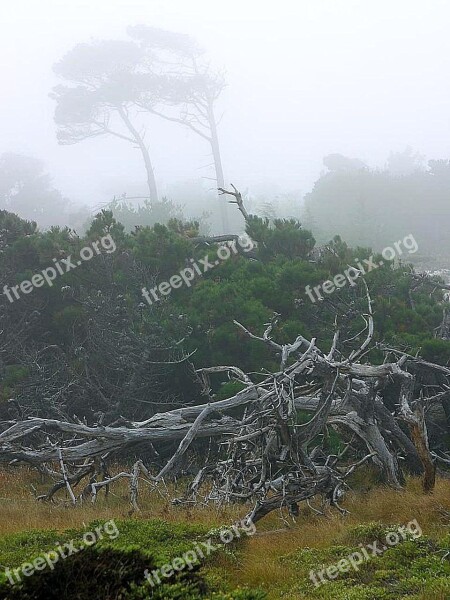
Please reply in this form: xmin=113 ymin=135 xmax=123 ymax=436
xmin=52 ymin=40 xmax=161 ymax=202
xmin=0 ymin=153 xmax=77 ymax=229
xmin=128 ymin=25 xmax=229 ymax=231
xmin=52 ymin=27 xmax=229 ymax=231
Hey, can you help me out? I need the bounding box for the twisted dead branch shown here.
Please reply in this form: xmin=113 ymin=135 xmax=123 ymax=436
xmin=1 ymin=188 xmax=448 ymax=521
xmin=1 ymin=293 xmax=447 ymax=520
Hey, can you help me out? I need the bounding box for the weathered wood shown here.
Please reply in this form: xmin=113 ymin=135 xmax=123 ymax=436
xmin=1 ymin=285 xmax=448 ymax=519
xmin=398 ymin=374 xmax=436 ymax=492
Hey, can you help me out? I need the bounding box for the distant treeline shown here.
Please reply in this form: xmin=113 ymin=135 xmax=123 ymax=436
xmin=303 ymin=150 xmax=450 ymax=266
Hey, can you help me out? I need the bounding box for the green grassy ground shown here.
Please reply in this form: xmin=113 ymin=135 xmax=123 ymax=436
xmin=1 ymin=469 xmax=450 ymax=599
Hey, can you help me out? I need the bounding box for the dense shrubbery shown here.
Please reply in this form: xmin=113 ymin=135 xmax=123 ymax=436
xmin=0 ymin=207 xmax=448 ymax=425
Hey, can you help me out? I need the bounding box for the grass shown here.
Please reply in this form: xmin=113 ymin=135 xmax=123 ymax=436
xmin=0 ymin=467 xmax=450 ymax=598
xmin=221 ymin=477 xmax=450 ymax=598
xmin=0 ymin=467 xmax=245 ymax=535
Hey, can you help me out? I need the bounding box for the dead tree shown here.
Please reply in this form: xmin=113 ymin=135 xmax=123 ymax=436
xmin=1 ymin=295 xmax=447 ymax=519
xmin=0 ymin=189 xmax=448 ymax=520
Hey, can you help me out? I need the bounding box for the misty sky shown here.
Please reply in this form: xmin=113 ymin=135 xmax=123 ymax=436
xmin=2 ymin=0 xmax=450 ymax=207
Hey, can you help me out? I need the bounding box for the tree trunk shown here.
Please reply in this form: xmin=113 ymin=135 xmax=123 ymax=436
xmin=408 ymin=415 xmax=436 ymax=492
xmin=140 ymin=143 xmax=159 ymax=203
xmin=375 ymin=398 xmax=424 ymax=475
xmin=398 ymin=375 xmax=436 ymax=492
xmin=330 ymin=414 xmax=402 ymax=488
xmin=117 ymin=106 xmax=159 ymax=202
xmin=207 ymin=103 xmax=229 ymax=234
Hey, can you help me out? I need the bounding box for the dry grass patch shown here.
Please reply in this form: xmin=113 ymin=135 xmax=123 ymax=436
xmin=1 ymin=467 xmax=450 ymax=599
xmin=223 ymin=477 xmax=450 ymax=598
xmin=0 ymin=466 xmax=244 ymax=536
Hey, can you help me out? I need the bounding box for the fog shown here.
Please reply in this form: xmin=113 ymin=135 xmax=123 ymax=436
xmin=2 ymin=0 xmax=450 ymax=213
xmin=2 ymin=3 xmax=450 ymax=567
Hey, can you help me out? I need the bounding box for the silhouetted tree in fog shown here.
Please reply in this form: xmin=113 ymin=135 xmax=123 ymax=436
xmin=128 ymin=25 xmax=229 ymax=232
xmin=0 ymin=153 xmax=82 ymax=229
xmin=52 ymin=28 xmax=229 ymax=231
xmin=386 ymin=146 xmax=426 ymax=176
xmin=51 ymin=40 xmax=161 ymax=202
